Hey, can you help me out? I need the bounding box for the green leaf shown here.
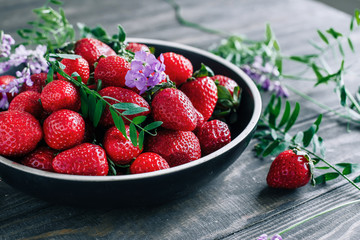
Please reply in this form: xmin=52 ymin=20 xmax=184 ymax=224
xmin=49 ymin=53 xmax=81 ymax=59
xmin=144 ymin=121 xmax=163 ymax=131
xmin=347 ymin=37 xmax=355 ymax=52
xmin=88 ymin=93 xmax=97 ymax=121
xmin=117 ymin=24 xmax=126 ymax=42
xmin=46 ymin=66 xmax=54 ymax=84
xmin=326 ymin=28 xmax=343 ymax=39
xmin=122 ymin=107 xmax=149 ymax=115
xmin=314 ymin=172 xmax=340 ymax=184
xmin=112 ymin=102 xmax=140 ymax=110
xmin=339 ymin=85 xmax=347 ymax=106
xmin=312 ymin=63 xmax=323 ymax=80
xmin=262 ymin=140 xmax=280 ymax=157
xmin=317 ymin=30 xmax=329 ymax=44
xmin=354 ymin=175 xmax=360 ymax=183
xmin=132 ymin=115 xmax=147 ymax=125
xmin=350 ymin=17 xmax=355 ymax=31
xmin=265 ymin=23 xmax=273 ymax=44
xmin=293 ymin=132 xmax=304 ymax=145
xmin=275 ymin=56 xmax=282 ymax=74
xmin=302 ymin=114 xmax=322 ymax=147
xmin=110 ymin=108 xmax=128 ymax=140
xmin=289 ymin=54 xmax=318 ymax=64
xmin=278 ymin=101 xmax=291 ymax=128
xmin=284 ymin=102 xmax=300 ymax=132
xmin=217 ymin=85 xmax=233 ymax=101
xmin=355 ymin=9 xmax=360 ymax=25
xmin=338 ymin=43 xmax=345 ymax=57
xmin=93 ymin=100 xmax=105 ymax=127
xmin=79 ymin=87 xmax=89 ymax=118
xmin=129 ymin=123 xmax=138 ymax=147
xmin=138 ymin=130 xmax=145 ymax=150
xmin=193 ymin=63 xmax=215 ymax=78
xmin=269 ymin=97 xmax=281 ymax=128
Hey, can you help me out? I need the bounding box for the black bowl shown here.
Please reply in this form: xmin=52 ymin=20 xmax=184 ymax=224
xmin=0 ymin=38 xmax=262 ymax=206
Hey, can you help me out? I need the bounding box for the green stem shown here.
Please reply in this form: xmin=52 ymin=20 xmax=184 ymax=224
xmin=278 ymin=199 xmax=360 ymax=236
xmin=285 ymin=84 xmax=360 ymax=124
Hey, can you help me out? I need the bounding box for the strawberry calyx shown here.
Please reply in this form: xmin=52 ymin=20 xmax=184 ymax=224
xmin=292 ymin=147 xmax=316 ymax=185
xmin=143 ymin=77 xmax=176 ymax=103
xmin=193 ymin=63 xmax=215 ymax=78
xmin=212 ymin=82 xmax=242 ymax=124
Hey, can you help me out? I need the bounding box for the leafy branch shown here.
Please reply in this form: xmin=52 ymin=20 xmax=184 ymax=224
xmin=47 ymin=54 xmax=162 ymax=150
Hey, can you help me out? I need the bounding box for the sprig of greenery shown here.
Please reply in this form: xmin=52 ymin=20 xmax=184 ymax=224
xmin=256 ymin=95 xmax=360 ymax=189
xmin=17 ymin=0 xmax=75 ymax=52
xmin=47 ymin=54 xmax=162 ymax=150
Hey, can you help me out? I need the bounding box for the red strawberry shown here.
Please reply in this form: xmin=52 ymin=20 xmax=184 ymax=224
xmin=151 ymin=88 xmax=197 ymax=131
xmin=266 ymin=150 xmax=311 ymax=189
xmin=52 ymin=143 xmax=108 ymax=176
xmin=9 ymin=91 xmax=43 ymax=118
xmin=0 ymin=75 xmax=17 ymax=103
xmin=99 ymin=87 xmax=150 ymax=126
xmin=74 ymin=38 xmax=116 ymax=69
xmin=43 ymin=109 xmax=85 ymax=150
xmin=22 ymin=146 xmax=57 ymax=172
xmin=21 ymin=73 xmax=56 ymax=93
xmin=161 ymin=52 xmax=193 ymax=86
xmin=210 ymin=75 xmax=239 ymax=96
xmin=180 ymin=76 xmax=218 ymax=121
xmin=57 ymin=57 xmax=90 ymax=84
xmin=196 ymin=120 xmax=231 ymax=156
xmin=103 ymin=126 xmax=142 ymax=165
xmin=146 ymin=129 xmax=201 ymax=167
xmin=0 ymin=110 xmax=43 ymax=157
xmin=130 ymin=152 xmax=170 ymax=174
xmin=126 ymin=42 xmax=150 ymax=53
xmin=193 ymin=109 xmax=205 ymax=134
xmin=40 ymin=80 xmax=81 ymax=113
xmin=94 ymin=55 xmax=130 ymax=87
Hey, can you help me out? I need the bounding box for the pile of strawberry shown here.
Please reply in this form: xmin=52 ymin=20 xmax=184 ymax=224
xmin=0 ymin=38 xmax=240 ymax=176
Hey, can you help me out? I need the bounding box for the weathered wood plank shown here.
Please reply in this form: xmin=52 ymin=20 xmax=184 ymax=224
xmin=0 ymin=0 xmax=360 ymax=239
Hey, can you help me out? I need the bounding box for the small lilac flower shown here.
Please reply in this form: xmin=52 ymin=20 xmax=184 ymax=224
xmin=125 ymin=50 xmax=166 ymax=94
xmin=0 ymin=33 xmax=15 ymax=58
xmin=257 ymin=234 xmax=283 ymax=240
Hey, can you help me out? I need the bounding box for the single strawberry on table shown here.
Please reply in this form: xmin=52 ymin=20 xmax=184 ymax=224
xmin=94 ymin=55 xmax=130 ymax=87
xmin=196 ymin=119 xmax=231 ymax=156
xmin=103 ymin=125 xmax=142 ymax=165
xmin=22 ymin=146 xmax=57 ymax=172
xmin=160 ymin=52 xmax=193 ymax=86
xmin=40 ymin=80 xmax=81 ymax=113
xmin=43 ymin=109 xmax=85 ymax=150
xmin=151 ymin=88 xmax=198 ymax=131
xmin=266 ymin=149 xmax=312 ymax=189
xmin=130 ymin=152 xmax=170 ymax=174
xmin=0 ymin=110 xmax=43 ymax=157
xmin=52 ymin=143 xmax=108 ymax=176
xmin=180 ymin=76 xmax=218 ymax=121
xmin=146 ymin=129 xmax=201 ymax=167
xmin=57 ymin=57 xmax=90 ymax=84
xmin=74 ymin=38 xmax=116 ymax=70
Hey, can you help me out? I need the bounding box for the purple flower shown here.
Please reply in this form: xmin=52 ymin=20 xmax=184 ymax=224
xmin=0 ymin=33 xmax=15 ymax=58
xmin=257 ymin=234 xmax=283 ymax=240
xmin=241 ymin=56 xmax=288 ymax=98
xmin=125 ymin=50 xmax=166 ymax=94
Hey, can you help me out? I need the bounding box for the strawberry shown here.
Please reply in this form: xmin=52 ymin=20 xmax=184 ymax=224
xmin=103 ymin=126 xmax=142 ymax=165
xmin=266 ymin=150 xmax=311 ymax=189
xmin=210 ymin=75 xmax=239 ymax=96
xmin=74 ymin=38 xmax=116 ymax=69
xmin=9 ymin=91 xmax=43 ymax=118
xmin=40 ymin=80 xmax=81 ymax=113
xmin=126 ymin=42 xmax=150 ymax=53
xmin=180 ymin=76 xmax=218 ymax=121
xmin=146 ymin=129 xmax=201 ymax=167
xmin=21 ymin=73 xmax=55 ymax=93
xmin=151 ymin=88 xmax=197 ymax=131
xmin=0 ymin=110 xmax=43 ymax=157
xmin=130 ymin=152 xmax=169 ymax=174
xmin=94 ymin=55 xmax=130 ymax=87
xmin=57 ymin=57 xmax=90 ymax=84
xmin=193 ymin=109 xmax=205 ymax=134
xmin=22 ymin=146 xmax=57 ymax=172
xmin=43 ymin=109 xmax=85 ymax=150
xmin=99 ymin=87 xmax=150 ymax=126
xmin=52 ymin=143 xmax=108 ymax=176
xmin=0 ymin=75 xmax=17 ymax=102
xmin=196 ymin=120 xmax=231 ymax=156
xmin=161 ymin=52 xmax=193 ymax=86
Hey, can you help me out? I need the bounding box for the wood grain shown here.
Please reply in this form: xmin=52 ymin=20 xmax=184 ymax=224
xmin=1 ymin=0 xmax=360 ymax=239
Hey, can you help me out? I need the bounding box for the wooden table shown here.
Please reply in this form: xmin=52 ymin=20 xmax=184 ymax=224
xmin=1 ymin=0 xmax=360 ymax=239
